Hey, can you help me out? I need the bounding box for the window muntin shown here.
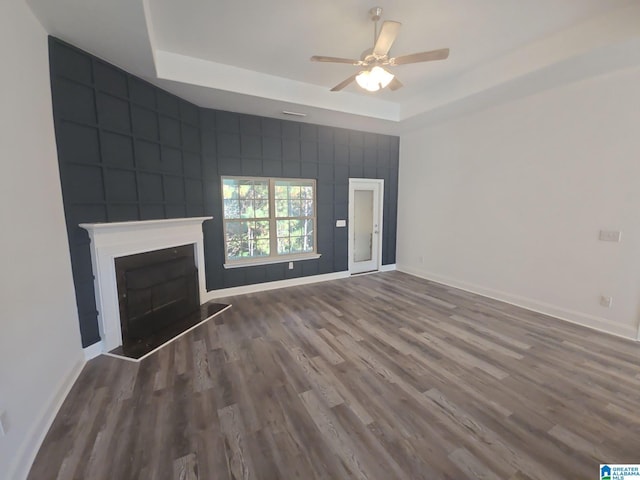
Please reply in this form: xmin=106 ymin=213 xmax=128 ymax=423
xmin=222 ymin=177 xmax=317 ymax=264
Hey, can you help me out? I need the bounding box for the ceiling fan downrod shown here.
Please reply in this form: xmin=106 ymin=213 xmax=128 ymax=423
xmin=370 ymin=7 xmax=383 ymax=46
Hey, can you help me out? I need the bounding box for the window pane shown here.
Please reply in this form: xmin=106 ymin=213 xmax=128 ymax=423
xmin=304 ymin=218 xmax=313 ymax=235
xmin=289 ymin=219 xmax=304 ymax=235
xmin=255 ymin=220 xmax=270 ymax=239
xmin=289 ymin=185 xmax=302 ymax=199
xmin=277 ymin=237 xmax=291 ymax=255
xmin=239 ymin=200 xmax=254 ymax=219
xmin=301 ymin=186 xmax=313 ymax=199
xmin=286 ymin=235 xmax=313 ymax=254
xmin=255 ymin=239 xmax=270 ymax=255
xmin=277 ymin=219 xmax=290 ymax=237
xmin=225 ymin=222 xmax=246 ymax=259
xmin=290 ymin=236 xmax=304 ymax=254
xmin=254 ymin=198 xmax=269 ymax=218
xmin=238 ymin=182 xmax=251 ymax=199
xmin=289 ymin=200 xmax=301 ymax=217
xmin=276 ymin=200 xmax=288 ymax=217
xmin=254 ymin=183 xmax=269 ymax=199
xmin=301 ymin=199 xmax=314 ymax=217
xmin=278 ymin=235 xmax=313 ymax=253
xmin=274 ymin=184 xmax=288 ymax=199
xmin=303 ymin=234 xmax=314 ymax=252
xmin=225 ymin=221 xmax=270 ymax=259
xmin=223 ymin=179 xmax=239 ymax=200
xmin=224 ymin=221 xmax=245 ymax=238
xmin=224 ymin=199 xmax=241 ymax=219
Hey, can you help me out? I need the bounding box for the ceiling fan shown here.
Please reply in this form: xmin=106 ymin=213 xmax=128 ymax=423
xmin=311 ymin=7 xmax=449 ymax=92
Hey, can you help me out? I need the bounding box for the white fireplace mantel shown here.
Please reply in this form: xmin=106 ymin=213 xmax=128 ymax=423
xmin=80 ymin=217 xmax=212 ymax=352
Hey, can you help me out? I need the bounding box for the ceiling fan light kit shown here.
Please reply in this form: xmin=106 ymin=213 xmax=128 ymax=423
xmin=311 ymin=6 xmax=450 ymax=92
xmin=356 ymin=66 xmax=394 ymax=92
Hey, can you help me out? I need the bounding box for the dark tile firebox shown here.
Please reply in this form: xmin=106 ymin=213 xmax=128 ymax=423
xmin=114 ymin=244 xmax=205 ymax=358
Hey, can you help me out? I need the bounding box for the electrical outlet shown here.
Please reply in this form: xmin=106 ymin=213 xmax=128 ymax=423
xmin=600 ymin=295 xmax=613 ymax=308
xmin=288 ymin=261 xmax=294 ymax=270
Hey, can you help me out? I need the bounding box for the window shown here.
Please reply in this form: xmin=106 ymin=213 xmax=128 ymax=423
xmin=222 ymin=176 xmax=318 ymax=267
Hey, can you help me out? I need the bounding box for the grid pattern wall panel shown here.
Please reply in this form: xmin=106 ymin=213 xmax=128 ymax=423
xmin=199 ymin=113 xmax=399 ymax=291
xmin=49 ymin=37 xmax=399 ymax=347
xmin=50 ymin=38 xmax=205 ymax=346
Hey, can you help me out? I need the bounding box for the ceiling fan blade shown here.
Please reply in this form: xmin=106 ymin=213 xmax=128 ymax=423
xmin=390 ymin=48 xmax=450 ymax=65
xmin=388 ymin=77 xmax=403 ymax=91
xmin=330 ymin=74 xmax=357 ymax=92
xmin=311 ymin=55 xmax=361 ymax=65
xmin=373 ymin=21 xmax=401 ymax=57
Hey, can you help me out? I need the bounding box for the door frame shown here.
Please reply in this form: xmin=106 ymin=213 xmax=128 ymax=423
xmin=348 ymin=178 xmax=384 ymax=274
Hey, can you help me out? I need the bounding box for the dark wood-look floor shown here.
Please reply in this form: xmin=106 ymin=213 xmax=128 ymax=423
xmin=29 ymin=272 xmax=640 ymax=480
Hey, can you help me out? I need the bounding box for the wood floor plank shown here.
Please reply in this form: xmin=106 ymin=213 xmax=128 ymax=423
xmin=298 ymin=389 xmax=378 ymax=480
xmin=173 ymin=453 xmax=198 ymax=480
xmin=218 ymin=403 xmax=255 ymax=480
xmin=193 ymin=338 xmax=214 ymax=393
xmin=312 ymin=355 xmax=374 ymax=426
xmin=28 ymin=271 xmax=640 ymax=480
xmin=271 ymin=383 xmax=352 ymax=480
xmin=283 ymin=344 xmax=344 ymax=408
xmin=449 ymin=447 xmax=503 ymax=480
xmin=192 ymin=391 xmax=230 ymax=480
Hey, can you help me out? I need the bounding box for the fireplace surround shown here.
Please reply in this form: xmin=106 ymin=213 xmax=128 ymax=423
xmin=80 ymin=217 xmax=211 ymax=353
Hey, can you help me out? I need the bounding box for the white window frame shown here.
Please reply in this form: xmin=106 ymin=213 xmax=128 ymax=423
xmin=221 ymin=176 xmax=321 ymax=269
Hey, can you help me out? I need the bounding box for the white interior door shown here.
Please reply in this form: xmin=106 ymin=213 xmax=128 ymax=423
xmin=349 ymin=179 xmax=383 ymax=274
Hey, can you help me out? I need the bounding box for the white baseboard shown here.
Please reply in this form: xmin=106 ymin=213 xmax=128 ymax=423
xmin=83 ymin=341 xmax=103 ymax=360
xmin=202 ymin=271 xmax=350 ymax=300
xmin=397 ymin=264 xmax=638 ymax=341
xmin=380 ymin=263 xmax=397 ymax=272
xmin=10 ymin=358 xmax=85 ymax=480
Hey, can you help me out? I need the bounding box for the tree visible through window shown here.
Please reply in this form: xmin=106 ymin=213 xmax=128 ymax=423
xmin=222 ymin=177 xmax=316 ymax=264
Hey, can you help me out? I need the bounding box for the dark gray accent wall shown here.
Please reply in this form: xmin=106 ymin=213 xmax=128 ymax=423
xmin=49 ymin=37 xmax=399 ymax=347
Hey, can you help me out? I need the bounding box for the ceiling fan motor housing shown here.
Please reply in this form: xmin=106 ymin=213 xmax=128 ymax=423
xmin=369 ymin=7 xmax=383 ymax=21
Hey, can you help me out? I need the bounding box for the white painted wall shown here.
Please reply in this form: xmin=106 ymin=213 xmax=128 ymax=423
xmin=398 ymin=66 xmax=640 ymax=339
xmin=0 ymin=2 xmax=84 ymax=478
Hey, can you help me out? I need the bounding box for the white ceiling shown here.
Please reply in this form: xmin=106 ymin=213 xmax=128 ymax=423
xmin=149 ymin=0 xmax=620 ymax=97
xmin=27 ymin=0 xmax=640 ymax=134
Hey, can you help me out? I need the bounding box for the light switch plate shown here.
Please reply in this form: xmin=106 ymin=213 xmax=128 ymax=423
xmin=599 ymin=230 xmax=621 ymax=242
xmin=0 ymin=411 xmax=7 ymax=436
